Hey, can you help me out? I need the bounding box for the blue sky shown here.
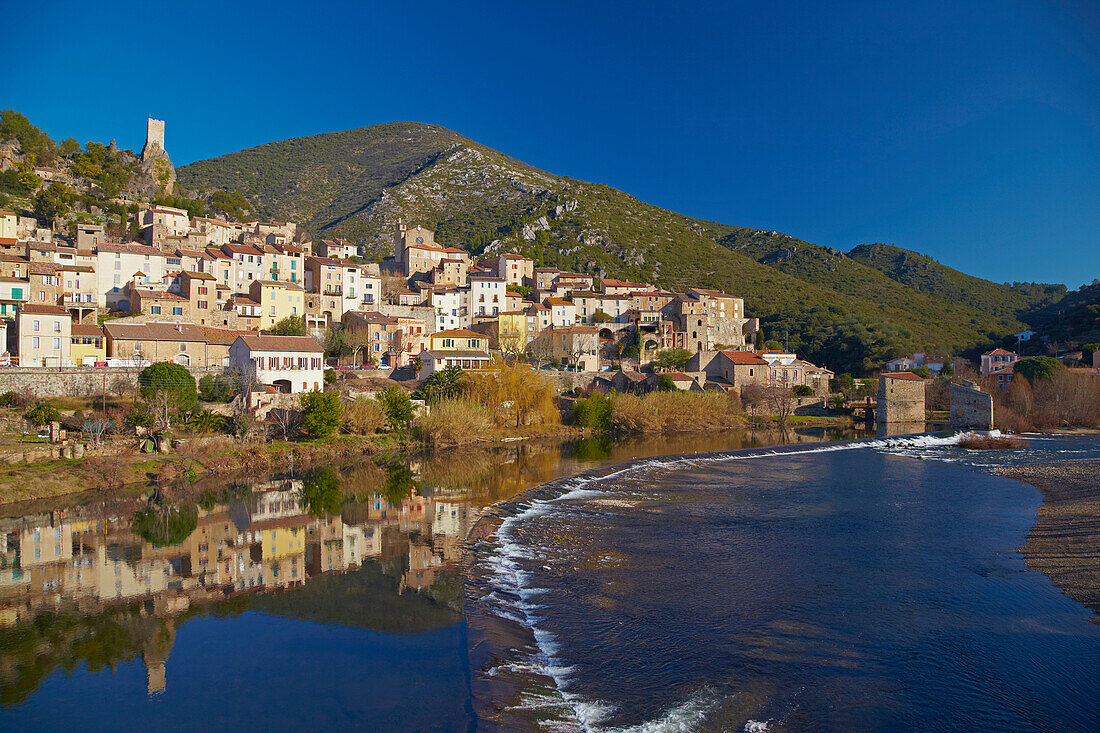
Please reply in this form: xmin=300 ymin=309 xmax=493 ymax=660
xmin=3 ymin=1 xmax=1097 ymax=287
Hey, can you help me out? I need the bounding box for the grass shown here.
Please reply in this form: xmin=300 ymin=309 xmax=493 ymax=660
xmin=957 ymin=433 xmax=1029 ymax=450
xmin=609 ymin=391 xmax=742 ymax=434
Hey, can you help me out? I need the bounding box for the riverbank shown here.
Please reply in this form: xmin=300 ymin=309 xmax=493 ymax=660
xmin=991 ymin=458 xmax=1100 ymax=618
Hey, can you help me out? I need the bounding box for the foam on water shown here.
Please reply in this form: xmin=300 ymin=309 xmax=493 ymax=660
xmin=475 ymin=432 xmax=974 ymax=731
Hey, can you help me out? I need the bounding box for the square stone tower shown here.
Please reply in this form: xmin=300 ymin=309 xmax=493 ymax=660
xmin=142 ymin=118 xmax=166 ymax=160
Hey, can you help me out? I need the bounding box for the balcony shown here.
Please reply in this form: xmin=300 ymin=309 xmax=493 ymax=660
xmin=323 ymin=287 xmax=343 ymax=296
xmin=63 ymin=294 xmax=98 ymax=306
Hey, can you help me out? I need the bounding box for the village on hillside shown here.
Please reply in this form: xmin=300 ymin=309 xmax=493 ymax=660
xmin=0 ymin=118 xmax=1095 ymax=445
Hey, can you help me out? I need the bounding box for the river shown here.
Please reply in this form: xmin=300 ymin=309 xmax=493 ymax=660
xmin=2 ymin=429 xmax=1098 ymax=731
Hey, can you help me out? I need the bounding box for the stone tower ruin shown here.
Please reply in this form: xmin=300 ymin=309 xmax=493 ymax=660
xmin=141 ymin=118 xmax=166 ymax=161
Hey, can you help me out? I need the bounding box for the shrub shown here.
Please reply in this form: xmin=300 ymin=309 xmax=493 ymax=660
xmin=324 ymin=369 xmax=338 ymax=384
xmin=377 ymin=386 xmax=414 ymax=432
xmin=793 ymin=384 xmax=814 ymax=397
xmin=138 ymin=362 xmax=197 ymax=412
xmin=573 ymin=392 xmax=612 ymax=431
xmin=0 ymin=390 xmax=19 ymax=407
xmin=300 ymin=389 xmax=342 ymax=438
xmin=414 ymin=398 xmax=494 ymax=445
xmin=24 ymin=402 xmax=60 ymax=426
xmin=1013 ymin=356 xmax=1064 ymax=383
xmin=343 ymin=396 xmax=386 ymax=435
xmin=198 ymin=374 xmax=234 ymax=402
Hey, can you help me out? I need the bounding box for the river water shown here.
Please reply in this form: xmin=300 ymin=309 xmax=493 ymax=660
xmin=1 ymin=430 xmax=1098 ymax=731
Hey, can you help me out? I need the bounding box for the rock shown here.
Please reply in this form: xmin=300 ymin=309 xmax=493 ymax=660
xmin=536 ymin=216 xmax=549 ymax=230
xmin=521 ymin=224 xmax=536 ymax=240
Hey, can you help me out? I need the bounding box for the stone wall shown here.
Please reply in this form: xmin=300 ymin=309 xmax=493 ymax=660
xmin=876 ymin=374 xmax=925 ymax=424
xmin=0 ymin=366 xmax=223 ymax=399
xmin=950 ymin=381 xmax=994 ymax=430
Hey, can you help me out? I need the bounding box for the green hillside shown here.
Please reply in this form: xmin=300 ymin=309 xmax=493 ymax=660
xmin=848 ymin=243 xmax=1065 ymax=324
xmin=178 ymin=122 xmax=1066 ymax=374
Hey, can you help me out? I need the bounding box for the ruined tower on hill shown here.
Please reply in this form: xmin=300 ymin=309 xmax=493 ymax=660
xmin=136 ymin=117 xmax=175 ymax=195
xmin=141 ymin=118 xmax=166 ymax=161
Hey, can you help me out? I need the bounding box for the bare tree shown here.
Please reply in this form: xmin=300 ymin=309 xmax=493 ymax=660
xmin=272 ymin=406 xmax=302 ymax=441
xmin=82 ymin=418 xmax=110 ymax=448
xmin=761 ymin=385 xmax=796 ymax=429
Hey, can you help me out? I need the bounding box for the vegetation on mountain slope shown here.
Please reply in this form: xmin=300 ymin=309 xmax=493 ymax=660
xmin=177 ymin=123 xmax=1069 ymax=373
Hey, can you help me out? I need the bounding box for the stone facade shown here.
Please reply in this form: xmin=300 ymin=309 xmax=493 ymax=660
xmin=876 ymin=372 xmax=926 ymax=424
xmin=950 ymin=381 xmax=994 ymax=430
xmin=0 ymin=366 xmax=222 ymax=399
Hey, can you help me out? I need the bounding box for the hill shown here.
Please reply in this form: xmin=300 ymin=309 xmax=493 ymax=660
xmin=848 ymin=243 xmax=1065 ymax=325
xmin=178 ymin=122 xmax=1066 ymax=374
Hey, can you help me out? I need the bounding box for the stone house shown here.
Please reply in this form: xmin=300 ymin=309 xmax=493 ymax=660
xmin=131 ymin=286 xmax=189 ymax=321
xmin=876 ymin=372 xmax=926 ymax=424
xmin=469 ymin=274 xmax=506 ymax=317
xmin=317 ymin=238 xmax=358 ymax=260
xmin=103 ymin=321 xmax=247 ymax=368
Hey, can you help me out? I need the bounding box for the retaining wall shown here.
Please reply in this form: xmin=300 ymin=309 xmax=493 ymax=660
xmin=0 ymin=366 xmax=223 ymax=399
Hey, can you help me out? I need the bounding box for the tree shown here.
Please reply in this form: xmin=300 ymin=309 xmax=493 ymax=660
xmin=268 ymin=315 xmax=306 ymax=336
xmin=464 ymin=360 xmax=560 ymax=428
xmin=198 ymin=373 xmax=234 ymax=402
xmin=378 ymin=386 xmax=414 ymax=432
xmin=762 ymin=386 xmax=797 ymax=428
xmin=911 ymin=364 xmax=932 ymax=379
xmin=411 ymin=356 xmax=423 ymax=374
xmin=652 ymin=348 xmax=692 ymax=372
xmin=271 ymin=406 xmax=302 ymax=440
xmin=793 ymin=384 xmax=814 ymax=397
xmin=413 ymin=366 xmax=465 ymax=402
xmin=189 ymin=408 xmax=227 ymax=435
xmin=60 ymin=137 xmax=81 ymax=157
xmin=323 ymin=327 xmax=351 ymax=359
xmin=299 ymin=389 xmax=342 ymax=438
xmin=33 ymin=181 xmax=75 ymax=223
xmin=1014 ymin=356 xmax=1064 ymax=383
xmin=138 ymin=362 xmax=198 ymax=413
xmin=343 ymin=326 xmax=372 ymax=364
xmin=24 ymin=402 xmax=60 ymax=426
xmin=0 ymin=110 xmax=57 ymax=165
xmin=658 ymin=374 xmax=676 ymax=391
xmin=132 ymin=504 xmax=198 ymax=547
xmin=591 ymin=309 xmax=613 ymax=323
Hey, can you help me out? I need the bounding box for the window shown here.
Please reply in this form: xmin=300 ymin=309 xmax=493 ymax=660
xmin=179 ymin=343 xmax=187 ymax=352
xmin=270 ymin=306 xmax=275 ymax=315
xmin=114 ymin=261 xmax=120 ymax=270
xmin=33 ymin=320 xmax=40 ymax=332
xmin=32 ymin=337 xmax=39 ymax=348
xmin=442 ymin=338 xmax=454 ymax=348
xmin=172 ymin=307 xmax=183 ymax=316
xmin=113 ymin=274 xmax=120 ymax=284
xmin=198 ymin=300 xmax=208 ymax=309
xmin=151 ymin=305 xmax=162 ymax=314
xmin=52 ymin=337 xmax=59 ymax=349
xmin=134 ymin=341 xmax=142 ymax=351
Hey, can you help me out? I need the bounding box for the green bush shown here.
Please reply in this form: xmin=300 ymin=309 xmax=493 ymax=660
xmin=138 ymin=362 xmax=197 ymax=412
xmin=23 ymin=402 xmax=60 ymax=426
xmin=378 ymin=386 xmax=414 ymax=431
xmin=1013 ymin=356 xmax=1064 ymax=382
xmin=573 ymin=393 xmax=612 ymax=431
xmin=0 ymin=391 xmax=19 ymax=407
xmin=793 ymin=385 xmax=814 ymax=396
xmin=300 ymin=389 xmax=342 ymax=438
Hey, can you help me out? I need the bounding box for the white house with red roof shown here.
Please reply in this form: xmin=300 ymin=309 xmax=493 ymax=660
xmin=228 ymin=334 xmax=325 ymax=394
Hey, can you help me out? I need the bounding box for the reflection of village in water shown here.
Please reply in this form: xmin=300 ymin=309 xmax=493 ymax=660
xmin=0 ymin=427 xmax=861 ymax=704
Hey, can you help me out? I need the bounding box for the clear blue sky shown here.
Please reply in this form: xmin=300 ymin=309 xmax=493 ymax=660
xmin=3 ymin=1 xmax=1098 ymax=287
